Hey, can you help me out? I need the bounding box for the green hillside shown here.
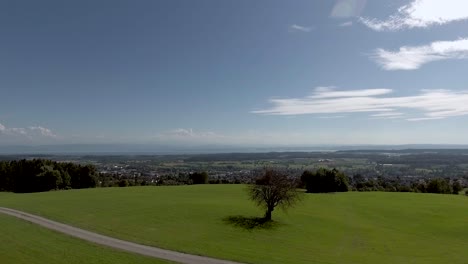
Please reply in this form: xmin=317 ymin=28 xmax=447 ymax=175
xmin=0 ymin=185 xmax=466 ymax=264
xmin=0 ymin=213 xmax=170 ymax=264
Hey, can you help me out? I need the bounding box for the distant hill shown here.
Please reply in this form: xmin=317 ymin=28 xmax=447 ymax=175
xmin=1 ymin=143 xmax=468 ymax=155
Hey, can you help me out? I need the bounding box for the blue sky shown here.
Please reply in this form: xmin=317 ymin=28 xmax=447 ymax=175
xmin=1 ymin=0 xmax=468 ymax=147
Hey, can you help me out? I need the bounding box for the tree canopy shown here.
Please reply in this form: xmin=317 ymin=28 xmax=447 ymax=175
xmin=0 ymin=159 xmax=97 ymax=193
xmin=247 ymin=169 xmax=301 ymax=221
xmin=189 ymin=172 xmax=208 ymax=184
xmin=301 ymin=168 xmax=349 ymax=193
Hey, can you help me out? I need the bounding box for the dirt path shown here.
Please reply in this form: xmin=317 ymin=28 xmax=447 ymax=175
xmin=0 ymin=207 xmax=243 ymax=264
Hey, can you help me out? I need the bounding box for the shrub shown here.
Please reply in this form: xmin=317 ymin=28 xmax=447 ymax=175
xmin=426 ymin=178 xmax=452 ymax=194
xmin=189 ymin=172 xmax=208 ymax=184
xmin=118 ymin=179 xmax=129 ymax=187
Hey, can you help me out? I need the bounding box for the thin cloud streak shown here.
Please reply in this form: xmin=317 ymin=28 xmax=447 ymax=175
xmin=339 ymin=21 xmax=353 ymax=27
xmin=312 ymin=87 xmax=392 ymax=98
xmin=253 ymin=87 xmax=468 ymax=121
xmin=289 ymin=24 xmax=312 ymax=32
xmin=371 ymin=38 xmax=468 ymax=70
xmin=360 ymin=0 xmax=468 ymax=31
xmin=154 ymin=128 xmax=225 ymax=143
xmin=371 ymin=112 xmax=404 ymax=117
xmin=153 ymin=129 xmax=309 ymax=146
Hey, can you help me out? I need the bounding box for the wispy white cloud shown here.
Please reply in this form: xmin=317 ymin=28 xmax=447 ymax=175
xmin=339 ymin=21 xmax=353 ymax=27
xmin=9 ymin=127 xmax=28 ymax=136
xmin=406 ymin=117 xmax=444 ymax=121
xmin=371 ymin=38 xmax=468 ymax=70
xmin=360 ymin=0 xmax=468 ymax=31
xmin=154 ymin=128 xmax=225 ymax=144
xmin=169 ymin=128 xmax=196 ymax=137
xmin=311 ymin=87 xmax=392 ymax=98
xmin=154 ymin=129 xmax=312 ymax=146
xmin=289 ymin=24 xmax=312 ymax=33
xmin=0 ymin=124 xmax=57 ymax=139
xmin=253 ymin=87 xmax=468 ymax=121
xmin=29 ymin=126 xmax=57 ymax=138
xmin=330 ymin=0 xmax=366 ymax=18
xmin=370 ymin=112 xmax=405 ymax=120
xmin=165 ymin=128 xmax=221 ymax=138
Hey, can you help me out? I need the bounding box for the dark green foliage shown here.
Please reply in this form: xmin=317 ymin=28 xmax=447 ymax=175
xmin=70 ymin=165 xmax=98 ymax=189
xmin=302 ymin=168 xmax=349 ymax=193
xmin=396 ymin=185 xmax=413 ymax=192
xmin=451 ymin=180 xmax=463 ymax=194
xmin=426 ymin=178 xmax=452 ymax=194
xmin=189 ymin=172 xmax=208 ymax=184
xmin=118 ymin=179 xmax=130 ymax=187
xmin=350 ymin=176 xmax=465 ymax=195
xmin=0 ymin=159 xmax=97 ymax=193
xmin=37 ymin=166 xmax=62 ymax=191
xmin=412 ymin=181 xmax=427 ymax=193
xmin=60 ymin=171 xmax=72 ymax=189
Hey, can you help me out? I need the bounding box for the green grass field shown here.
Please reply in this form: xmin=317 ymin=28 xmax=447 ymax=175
xmin=0 ymin=213 xmax=170 ymax=264
xmin=0 ymin=185 xmax=467 ymax=264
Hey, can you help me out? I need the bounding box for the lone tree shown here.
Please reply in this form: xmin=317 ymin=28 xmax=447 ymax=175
xmin=247 ymin=169 xmax=301 ymax=221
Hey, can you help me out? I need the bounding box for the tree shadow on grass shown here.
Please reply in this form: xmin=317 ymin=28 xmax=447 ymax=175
xmin=222 ymin=215 xmax=280 ymax=231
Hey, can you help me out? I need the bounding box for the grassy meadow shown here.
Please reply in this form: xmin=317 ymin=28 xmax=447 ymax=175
xmin=0 ymin=185 xmax=467 ymax=264
xmin=0 ymin=213 xmax=170 ymax=264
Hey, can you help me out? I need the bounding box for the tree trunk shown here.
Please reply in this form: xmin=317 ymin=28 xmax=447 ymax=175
xmin=264 ymin=207 xmax=273 ymax=221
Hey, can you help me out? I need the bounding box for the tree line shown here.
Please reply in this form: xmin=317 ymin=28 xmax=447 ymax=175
xmin=1 ymin=159 xmax=465 ymax=196
xmin=349 ymin=174 xmax=464 ymax=194
xmin=299 ymin=168 xmax=465 ymax=195
xmin=0 ymin=159 xmax=97 ymax=193
xmin=100 ymin=171 xmax=209 ymax=187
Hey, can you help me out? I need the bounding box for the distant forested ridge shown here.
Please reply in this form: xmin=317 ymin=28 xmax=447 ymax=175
xmin=0 ymin=159 xmax=97 ymax=193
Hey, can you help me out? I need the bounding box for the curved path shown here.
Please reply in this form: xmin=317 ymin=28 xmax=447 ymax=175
xmin=0 ymin=207 xmax=243 ymax=264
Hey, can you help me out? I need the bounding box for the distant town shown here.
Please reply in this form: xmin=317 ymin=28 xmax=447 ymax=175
xmin=2 ymin=149 xmax=466 ymax=192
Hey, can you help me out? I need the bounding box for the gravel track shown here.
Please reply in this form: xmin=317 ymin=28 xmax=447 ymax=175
xmin=0 ymin=207 xmax=243 ymax=264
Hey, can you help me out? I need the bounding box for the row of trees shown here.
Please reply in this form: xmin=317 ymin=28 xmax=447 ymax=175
xmin=98 ymin=171 xmax=210 ymax=188
xmin=349 ymin=174 xmax=464 ymax=194
xmin=0 ymin=159 xmax=98 ymax=193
